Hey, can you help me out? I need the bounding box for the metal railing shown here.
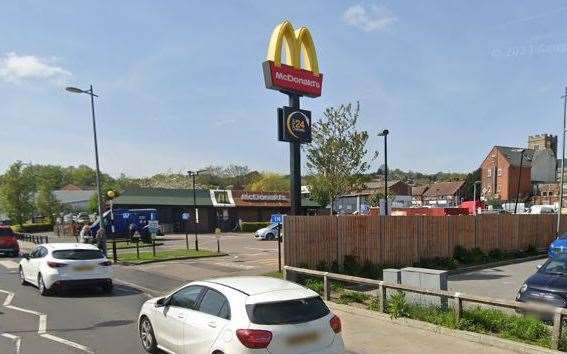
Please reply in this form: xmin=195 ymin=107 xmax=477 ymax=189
xmin=284 ymin=265 xmax=567 ymax=350
xmin=16 ymin=233 xmax=49 ymax=244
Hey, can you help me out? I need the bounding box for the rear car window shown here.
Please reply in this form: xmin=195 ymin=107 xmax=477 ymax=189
xmin=246 ymin=296 xmax=330 ymax=325
xmin=0 ymin=228 xmax=14 ymax=237
xmin=52 ymin=249 xmax=104 ymax=260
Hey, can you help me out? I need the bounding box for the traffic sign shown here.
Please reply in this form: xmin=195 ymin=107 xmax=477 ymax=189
xmin=271 ymin=214 xmax=283 ymax=224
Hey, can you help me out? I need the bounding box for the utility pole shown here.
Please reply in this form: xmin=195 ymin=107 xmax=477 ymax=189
xmin=188 ymin=170 xmax=206 ymax=251
xmin=558 ymin=87 xmax=567 ymax=233
xmin=378 ymin=130 xmax=389 ymax=215
xmin=514 ymin=149 xmax=525 ymax=214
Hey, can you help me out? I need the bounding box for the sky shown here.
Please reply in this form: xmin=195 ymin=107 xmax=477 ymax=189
xmin=2 ymin=1 xmax=567 ymax=177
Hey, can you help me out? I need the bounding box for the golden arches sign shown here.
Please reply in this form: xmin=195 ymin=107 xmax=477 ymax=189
xmin=263 ymin=21 xmax=323 ymax=98
xmin=267 ymin=21 xmax=319 ymax=75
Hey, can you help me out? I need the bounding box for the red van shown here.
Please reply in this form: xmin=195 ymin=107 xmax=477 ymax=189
xmin=0 ymin=226 xmax=19 ymax=257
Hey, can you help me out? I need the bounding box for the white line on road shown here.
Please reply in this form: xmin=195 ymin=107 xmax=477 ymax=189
xmin=0 ymin=261 xmax=19 ymax=269
xmin=114 ymin=278 xmax=163 ymax=297
xmin=213 ymin=262 xmax=255 ymax=270
xmin=41 ymin=334 xmax=94 ymax=353
xmin=1 ymin=333 xmax=21 ymax=354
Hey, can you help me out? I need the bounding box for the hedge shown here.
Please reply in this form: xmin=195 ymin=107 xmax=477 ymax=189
xmin=241 ymin=222 xmax=272 ymax=232
xmin=11 ymin=223 xmax=54 ymax=233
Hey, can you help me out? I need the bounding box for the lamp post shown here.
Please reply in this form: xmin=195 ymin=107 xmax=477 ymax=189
xmin=188 ymin=170 xmax=206 ymax=251
xmin=513 ymin=148 xmax=526 ymax=214
xmin=473 ymin=181 xmax=481 ymax=215
xmin=65 ymin=85 xmax=108 ymax=256
xmin=378 ymin=130 xmax=389 ymax=215
xmin=558 ymin=87 xmax=567 ymax=233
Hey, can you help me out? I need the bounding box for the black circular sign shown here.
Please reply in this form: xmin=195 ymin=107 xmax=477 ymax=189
xmin=286 ymin=111 xmax=311 ymax=142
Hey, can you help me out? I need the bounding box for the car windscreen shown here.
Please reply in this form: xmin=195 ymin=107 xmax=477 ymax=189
xmin=246 ymin=296 xmax=330 ymax=325
xmin=540 ymin=256 xmax=567 ymax=275
xmin=0 ymin=229 xmax=14 ymax=237
xmin=52 ymin=249 xmax=104 ymax=260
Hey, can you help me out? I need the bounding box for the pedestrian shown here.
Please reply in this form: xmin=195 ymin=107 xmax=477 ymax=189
xmin=128 ymin=223 xmax=136 ymax=241
xmin=95 ymin=227 xmax=106 ymax=255
xmin=79 ymin=224 xmax=91 ymax=244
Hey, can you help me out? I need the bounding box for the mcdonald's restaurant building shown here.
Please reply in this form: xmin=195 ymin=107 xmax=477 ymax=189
xmin=112 ymin=188 xmax=321 ymax=234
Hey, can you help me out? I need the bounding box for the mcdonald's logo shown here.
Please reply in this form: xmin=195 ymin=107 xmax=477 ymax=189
xmin=262 ymin=21 xmax=323 ymax=98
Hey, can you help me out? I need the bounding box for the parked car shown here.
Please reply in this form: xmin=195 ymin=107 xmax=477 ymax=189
xmin=516 ymin=255 xmax=567 ymax=309
xmin=137 ymin=276 xmax=345 ymax=354
xmin=0 ymin=226 xmax=19 ymax=257
xmin=19 ymin=243 xmax=113 ymax=295
xmin=254 ymin=223 xmax=281 ymax=240
xmin=549 ymin=233 xmax=567 ymax=258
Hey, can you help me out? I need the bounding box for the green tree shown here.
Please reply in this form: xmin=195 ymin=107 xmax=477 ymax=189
xmin=247 ymin=173 xmax=289 ymax=192
xmin=462 ymin=168 xmax=482 ymax=201
xmin=0 ymin=162 xmax=35 ymax=225
xmin=36 ymin=188 xmax=61 ymax=223
xmin=306 ymin=102 xmax=375 ymax=212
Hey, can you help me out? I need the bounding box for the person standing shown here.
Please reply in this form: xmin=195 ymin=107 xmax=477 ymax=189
xmin=95 ymin=227 xmax=106 ymax=255
xmin=79 ymin=224 xmax=91 ymax=244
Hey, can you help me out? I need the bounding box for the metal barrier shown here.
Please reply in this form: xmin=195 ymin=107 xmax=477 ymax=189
xmin=15 ymin=233 xmax=49 ymax=244
xmin=284 ymin=265 xmax=567 ymax=350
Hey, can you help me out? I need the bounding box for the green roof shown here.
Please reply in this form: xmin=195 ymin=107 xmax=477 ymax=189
xmin=113 ymin=188 xmax=213 ymax=207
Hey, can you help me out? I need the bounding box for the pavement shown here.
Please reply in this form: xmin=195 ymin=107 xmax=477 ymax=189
xmin=0 ymin=232 xmax=531 ymax=354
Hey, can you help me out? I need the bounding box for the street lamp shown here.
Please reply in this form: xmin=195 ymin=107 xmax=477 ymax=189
xmin=513 ymin=148 xmax=526 ymax=214
xmin=188 ymin=169 xmax=207 ymax=251
xmin=378 ymin=129 xmax=389 ymax=216
xmin=473 ymin=181 xmax=481 ymax=215
xmin=65 ymin=85 xmax=109 ymax=257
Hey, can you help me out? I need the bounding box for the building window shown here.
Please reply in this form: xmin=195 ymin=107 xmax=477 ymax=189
xmin=487 ymin=169 xmax=491 ymax=177
xmin=497 ymin=168 xmax=502 ymax=176
xmin=496 ymin=185 xmax=501 ymax=192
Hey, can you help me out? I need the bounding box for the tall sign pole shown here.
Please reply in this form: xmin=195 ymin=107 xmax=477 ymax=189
xmin=263 ymin=21 xmax=323 ymax=216
xmin=558 ymin=87 xmax=567 ymax=233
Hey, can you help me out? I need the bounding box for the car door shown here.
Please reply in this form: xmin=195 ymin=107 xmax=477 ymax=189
xmin=154 ymin=285 xmax=204 ymax=354
xmin=23 ymin=247 xmax=42 ymax=284
xmin=28 ymin=247 xmax=47 ymax=285
xmin=182 ymin=288 xmax=231 ymax=354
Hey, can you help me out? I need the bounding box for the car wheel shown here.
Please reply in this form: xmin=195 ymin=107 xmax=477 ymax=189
xmin=139 ymin=316 xmax=158 ymax=353
xmin=266 ymin=233 xmax=274 ymax=240
xmin=38 ymin=274 xmax=50 ymax=296
xmin=19 ymin=267 xmax=28 ymax=286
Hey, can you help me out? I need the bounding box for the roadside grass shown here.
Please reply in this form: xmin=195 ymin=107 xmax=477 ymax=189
xmin=263 ymin=271 xmax=283 ymax=278
xmin=378 ymin=291 xmax=566 ymax=351
xmin=107 ymin=241 xmax=164 ymax=250
xmin=117 ymin=249 xmax=225 ymax=264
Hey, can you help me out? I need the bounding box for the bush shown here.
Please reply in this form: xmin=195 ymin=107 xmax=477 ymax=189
xmin=240 ymin=222 xmax=271 ymax=232
xmin=337 ymin=291 xmax=370 ymax=304
xmin=387 ymin=291 xmax=409 ymax=319
xmin=12 ymin=223 xmax=53 ymax=233
xmin=367 ymin=297 xmax=381 ymax=311
xmin=304 ymin=279 xmax=324 ymax=294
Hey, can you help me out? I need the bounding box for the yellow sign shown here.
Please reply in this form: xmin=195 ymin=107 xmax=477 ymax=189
xmin=267 ymin=20 xmax=319 ymax=75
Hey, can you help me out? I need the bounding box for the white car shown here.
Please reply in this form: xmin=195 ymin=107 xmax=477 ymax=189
xmin=254 ymin=224 xmax=280 ymax=240
xmin=138 ymin=276 xmax=345 ymax=354
xmin=19 ymin=243 xmax=113 ymax=296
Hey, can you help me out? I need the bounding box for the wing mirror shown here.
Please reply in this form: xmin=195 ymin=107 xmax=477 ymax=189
xmin=155 ymin=297 xmax=169 ymax=307
xmin=21 ymin=253 xmax=30 ymax=260
xmin=537 ymin=264 xmax=543 ymax=270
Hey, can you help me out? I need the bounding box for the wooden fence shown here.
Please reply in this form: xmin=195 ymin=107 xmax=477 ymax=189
xmin=284 ymin=214 xmax=567 ymax=268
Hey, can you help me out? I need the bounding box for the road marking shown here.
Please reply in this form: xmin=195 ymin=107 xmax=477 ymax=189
xmin=213 ymin=262 xmax=255 ymax=270
xmin=0 ymin=261 xmax=19 ymax=269
xmin=41 ymin=334 xmax=94 ymax=353
xmin=1 ymin=333 xmax=21 ymax=354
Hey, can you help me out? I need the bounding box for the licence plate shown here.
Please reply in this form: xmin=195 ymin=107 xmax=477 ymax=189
xmin=286 ymin=331 xmax=320 ymax=346
xmin=74 ymin=265 xmax=95 ymax=271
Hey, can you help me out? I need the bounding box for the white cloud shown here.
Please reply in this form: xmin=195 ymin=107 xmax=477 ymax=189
xmin=0 ymin=52 xmax=71 ymax=84
xmin=342 ymin=4 xmax=397 ymax=32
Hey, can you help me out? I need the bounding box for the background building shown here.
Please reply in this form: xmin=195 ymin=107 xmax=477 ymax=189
xmin=422 ymin=181 xmax=465 ymax=206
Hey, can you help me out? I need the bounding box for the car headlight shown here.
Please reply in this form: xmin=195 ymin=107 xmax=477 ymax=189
xmin=519 ymin=283 xmax=528 ymax=294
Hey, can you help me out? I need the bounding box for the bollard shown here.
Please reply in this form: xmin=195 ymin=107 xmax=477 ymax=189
xmin=454 ymin=293 xmax=463 ymax=322
xmin=379 ymin=283 xmax=387 ymax=313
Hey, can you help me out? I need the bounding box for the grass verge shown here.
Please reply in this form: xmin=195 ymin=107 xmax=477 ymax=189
xmin=117 ymin=249 xmax=225 ymax=264
xmin=107 ymin=241 xmax=164 ymax=250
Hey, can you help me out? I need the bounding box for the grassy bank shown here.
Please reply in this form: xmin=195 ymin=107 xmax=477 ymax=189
xmin=117 ymin=249 xmax=225 ymax=264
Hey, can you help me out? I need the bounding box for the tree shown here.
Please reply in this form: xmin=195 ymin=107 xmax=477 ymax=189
xmin=247 ymin=173 xmax=289 ymax=192
xmin=0 ymin=162 xmax=35 ymax=225
xmin=462 ymin=168 xmax=482 ymax=201
xmin=36 ymin=188 xmax=61 ymax=223
xmin=306 ymin=102 xmax=375 ymax=212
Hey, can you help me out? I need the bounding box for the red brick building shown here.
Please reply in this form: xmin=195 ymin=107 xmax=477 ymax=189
xmin=480 ymin=146 xmax=533 ymax=201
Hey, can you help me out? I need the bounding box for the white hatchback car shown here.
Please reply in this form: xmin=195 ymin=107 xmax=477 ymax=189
xmin=138 ymin=276 xmax=345 ymax=354
xmin=19 ymin=243 xmax=113 ymax=295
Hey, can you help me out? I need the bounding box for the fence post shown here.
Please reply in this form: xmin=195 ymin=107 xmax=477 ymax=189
xmin=323 ymin=273 xmax=331 ymax=301
xmin=379 ymin=282 xmax=387 ymax=313
xmin=552 ymin=309 xmax=563 ymax=350
xmin=454 ymin=292 xmax=462 ymax=322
